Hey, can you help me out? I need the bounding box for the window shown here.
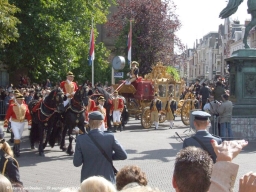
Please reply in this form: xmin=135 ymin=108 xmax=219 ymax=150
xmin=158 ymin=85 xmax=166 ymax=97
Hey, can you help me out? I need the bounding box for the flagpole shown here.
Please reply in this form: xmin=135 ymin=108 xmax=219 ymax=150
xmin=91 ymin=18 xmax=94 ymax=88
xmin=130 ymin=19 xmax=132 ymax=69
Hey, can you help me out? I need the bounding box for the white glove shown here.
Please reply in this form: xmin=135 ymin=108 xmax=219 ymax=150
xmin=66 ymin=93 xmax=70 ymax=97
xmin=72 ymin=92 xmax=75 ymax=96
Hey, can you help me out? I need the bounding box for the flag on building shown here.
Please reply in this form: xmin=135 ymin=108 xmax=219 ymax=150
xmin=89 ymin=28 xmax=95 ymax=66
xmin=127 ymin=21 xmax=132 ymax=66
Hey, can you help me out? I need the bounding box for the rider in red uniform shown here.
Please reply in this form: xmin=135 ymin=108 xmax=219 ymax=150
xmin=60 ymin=71 xmax=78 ymax=107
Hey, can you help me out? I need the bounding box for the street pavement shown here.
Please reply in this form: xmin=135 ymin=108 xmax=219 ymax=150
xmin=0 ymin=117 xmax=256 ymax=192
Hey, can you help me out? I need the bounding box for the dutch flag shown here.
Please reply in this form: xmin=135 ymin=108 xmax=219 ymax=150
xmin=89 ymin=28 xmax=95 ymax=66
xmin=127 ymin=22 xmax=132 ymax=66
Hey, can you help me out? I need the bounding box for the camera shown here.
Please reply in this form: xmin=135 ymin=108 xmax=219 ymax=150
xmin=214 ymin=100 xmax=221 ymax=105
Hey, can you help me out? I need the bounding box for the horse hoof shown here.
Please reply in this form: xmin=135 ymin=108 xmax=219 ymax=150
xmin=67 ymin=150 xmax=74 ymax=155
xmin=60 ymin=146 xmax=67 ymax=151
xmin=39 ymin=152 xmax=45 ymax=157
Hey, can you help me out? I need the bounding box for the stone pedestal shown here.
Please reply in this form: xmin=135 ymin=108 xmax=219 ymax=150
xmin=226 ymin=49 xmax=256 ymax=140
xmin=226 ymin=49 xmax=256 ymax=117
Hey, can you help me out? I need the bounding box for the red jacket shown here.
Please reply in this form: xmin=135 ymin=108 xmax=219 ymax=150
xmin=93 ymin=105 xmax=107 ymax=128
xmin=85 ymin=99 xmax=96 ymax=121
xmin=110 ymin=97 xmax=124 ymax=113
xmin=4 ymin=103 xmax=32 ymax=127
xmin=60 ymin=81 xmax=78 ymax=95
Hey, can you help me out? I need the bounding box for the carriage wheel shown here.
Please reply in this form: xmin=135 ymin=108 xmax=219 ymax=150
xmin=159 ymin=111 xmax=166 ymax=123
xmin=141 ymin=107 xmax=152 ymax=129
xmin=181 ymin=99 xmax=198 ymax=125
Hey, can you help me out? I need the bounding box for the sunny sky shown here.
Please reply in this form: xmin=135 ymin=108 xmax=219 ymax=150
xmin=173 ymin=0 xmax=250 ymax=48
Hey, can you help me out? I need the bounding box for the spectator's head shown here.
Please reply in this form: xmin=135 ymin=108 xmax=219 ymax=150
xmin=88 ymin=111 xmax=104 ymax=129
xmin=121 ymin=186 xmax=161 ymax=192
xmin=172 ymin=147 xmax=213 ymax=192
xmin=202 ymin=82 xmax=206 ymax=87
xmin=192 ymin=111 xmax=210 ymax=131
xmin=207 ymin=95 xmax=214 ymax=102
xmin=0 ymin=174 xmax=13 ymax=192
xmin=0 ymin=129 xmax=13 ymax=157
xmin=216 ymin=81 xmax=222 ymax=86
xmin=80 ymin=176 xmax=116 ymax=192
xmin=169 ymin=94 xmax=173 ymax=99
xmin=116 ymin=165 xmax=148 ymax=191
xmin=221 ymin=93 xmax=229 ymax=101
xmin=8 ymin=91 xmax=14 ymax=98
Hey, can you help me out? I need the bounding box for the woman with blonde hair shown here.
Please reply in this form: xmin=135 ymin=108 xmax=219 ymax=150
xmin=80 ymin=176 xmax=116 ymax=192
xmin=0 ymin=174 xmax=13 ymax=192
xmin=0 ymin=128 xmax=23 ymax=185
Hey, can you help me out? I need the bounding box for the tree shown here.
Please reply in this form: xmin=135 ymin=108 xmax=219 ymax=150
xmin=106 ymin=0 xmax=184 ymax=77
xmin=0 ymin=0 xmax=20 ymax=48
xmin=0 ymin=0 xmax=114 ymax=83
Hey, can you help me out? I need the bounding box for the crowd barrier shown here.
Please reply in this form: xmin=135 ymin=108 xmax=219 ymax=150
xmin=0 ymin=100 xmax=6 ymax=120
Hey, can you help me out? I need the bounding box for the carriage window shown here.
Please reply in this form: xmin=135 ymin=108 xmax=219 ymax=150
xmin=158 ymin=85 xmax=166 ymax=97
xmin=175 ymin=84 xmax=180 ymax=99
xmin=168 ymin=84 xmax=174 ymax=96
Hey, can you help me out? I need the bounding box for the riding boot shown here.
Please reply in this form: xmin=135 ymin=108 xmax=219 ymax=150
xmin=14 ymin=140 xmax=20 ymax=157
xmin=9 ymin=132 xmax=14 ymax=143
xmin=118 ymin=124 xmax=122 ymax=132
xmin=113 ymin=125 xmax=117 ymax=133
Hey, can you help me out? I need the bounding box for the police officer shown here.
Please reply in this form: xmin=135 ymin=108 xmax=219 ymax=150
xmin=183 ymin=111 xmax=222 ymax=163
xmin=150 ymin=93 xmax=162 ymax=129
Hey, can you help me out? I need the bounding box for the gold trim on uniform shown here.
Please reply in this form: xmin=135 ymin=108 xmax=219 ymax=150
xmin=113 ymin=97 xmax=119 ymax=110
xmin=97 ymin=106 xmax=106 ymax=117
xmin=151 ymin=100 xmax=158 ymax=111
xmin=13 ymin=104 xmax=26 ymax=122
xmin=64 ymin=82 xmax=75 ymax=94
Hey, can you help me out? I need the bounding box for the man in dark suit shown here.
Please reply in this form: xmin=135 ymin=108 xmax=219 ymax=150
xmin=183 ymin=111 xmax=222 ymax=163
xmin=73 ymin=111 xmax=127 ymax=184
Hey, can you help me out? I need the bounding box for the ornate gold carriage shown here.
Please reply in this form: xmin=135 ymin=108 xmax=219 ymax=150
xmin=113 ymin=62 xmax=198 ymax=128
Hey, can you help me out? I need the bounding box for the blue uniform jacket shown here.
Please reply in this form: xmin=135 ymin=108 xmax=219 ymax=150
xmin=73 ymin=129 xmax=127 ymax=183
xmin=183 ymin=131 xmax=222 ymax=163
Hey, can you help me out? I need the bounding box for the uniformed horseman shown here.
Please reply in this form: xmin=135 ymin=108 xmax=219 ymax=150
xmin=165 ymin=94 xmax=177 ymax=129
xmin=150 ymin=93 xmax=162 ymax=129
xmin=125 ymin=61 xmax=139 ymax=85
xmin=93 ymin=96 xmax=107 ymax=132
xmin=60 ymin=71 xmax=78 ymax=107
xmin=3 ymin=93 xmax=32 ymax=157
xmin=110 ymin=91 xmax=124 ymax=132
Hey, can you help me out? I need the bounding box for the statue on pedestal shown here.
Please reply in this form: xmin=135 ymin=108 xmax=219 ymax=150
xmin=220 ymin=0 xmax=256 ymax=48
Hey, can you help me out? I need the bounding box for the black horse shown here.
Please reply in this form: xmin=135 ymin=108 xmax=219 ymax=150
xmin=29 ymin=88 xmax=65 ymax=156
xmin=95 ymin=87 xmax=129 ymax=131
xmin=58 ymin=85 xmax=89 ymax=155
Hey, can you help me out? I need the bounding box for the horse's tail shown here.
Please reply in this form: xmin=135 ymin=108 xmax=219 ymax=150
xmin=30 ymin=122 xmax=40 ymax=144
xmin=49 ymin=115 xmax=62 ymax=148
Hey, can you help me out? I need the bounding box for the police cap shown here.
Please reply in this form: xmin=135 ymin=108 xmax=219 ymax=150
xmin=192 ymin=111 xmax=210 ymax=121
xmin=89 ymin=111 xmax=104 ymax=120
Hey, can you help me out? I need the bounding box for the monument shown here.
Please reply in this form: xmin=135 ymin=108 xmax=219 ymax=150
xmin=220 ymin=0 xmax=256 ymax=139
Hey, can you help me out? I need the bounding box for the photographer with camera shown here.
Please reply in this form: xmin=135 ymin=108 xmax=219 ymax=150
xmin=203 ymin=96 xmax=220 ymax=135
xmin=217 ymin=94 xmax=233 ymax=140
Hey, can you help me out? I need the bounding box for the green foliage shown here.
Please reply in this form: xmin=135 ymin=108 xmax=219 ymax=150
xmin=167 ymin=66 xmax=180 ymax=81
xmin=0 ymin=0 xmax=114 ymax=83
xmin=0 ymin=0 xmax=20 ymax=48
